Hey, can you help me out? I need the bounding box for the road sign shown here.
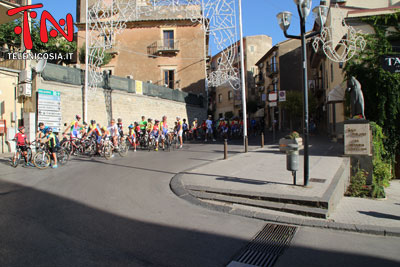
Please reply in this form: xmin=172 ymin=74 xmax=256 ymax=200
xmin=279 ymin=91 xmax=286 ymax=102
xmin=268 ymin=92 xmax=277 ymax=101
xmin=269 ymin=101 xmax=277 ymax=107
xmin=37 ymin=89 xmax=62 ymax=132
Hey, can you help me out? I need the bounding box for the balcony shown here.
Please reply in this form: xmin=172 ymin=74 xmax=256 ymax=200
xmin=0 ymin=0 xmax=23 ymax=25
xmin=266 ymin=63 xmax=279 ymax=77
xmin=147 ymin=40 xmax=180 ymax=56
xmin=255 ymin=73 xmax=264 ymax=85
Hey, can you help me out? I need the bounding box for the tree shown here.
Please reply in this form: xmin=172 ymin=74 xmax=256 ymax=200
xmin=345 ymin=12 xmax=400 ymax=167
xmin=79 ymin=43 xmax=112 ymax=67
xmin=0 ymin=19 xmax=76 ymax=65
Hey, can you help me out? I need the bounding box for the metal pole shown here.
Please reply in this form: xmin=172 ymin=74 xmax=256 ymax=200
xmin=261 ymin=132 xmax=264 ymax=148
xmin=238 ymin=0 xmax=248 ymax=150
xmin=84 ymin=0 xmax=89 ymax=123
xmin=224 ymin=139 xmax=228 ymax=159
xmin=300 ymin=18 xmax=310 ymax=186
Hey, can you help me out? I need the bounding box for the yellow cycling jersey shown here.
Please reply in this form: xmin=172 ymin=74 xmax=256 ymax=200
xmin=146 ymin=122 xmax=153 ymax=131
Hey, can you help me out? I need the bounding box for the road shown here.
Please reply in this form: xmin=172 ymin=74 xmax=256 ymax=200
xmin=0 ymin=141 xmax=399 ymax=267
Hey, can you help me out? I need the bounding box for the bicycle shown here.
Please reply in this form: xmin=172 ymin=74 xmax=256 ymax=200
xmin=33 ymin=143 xmax=69 ymax=170
xmin=101 ymin=136 xmax=127 ymax=159
xmin=10 ymin=141 xmax=33 ymax=168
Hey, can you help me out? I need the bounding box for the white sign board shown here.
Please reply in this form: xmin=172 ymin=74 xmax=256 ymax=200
xmin=268 ymin=92 xmax=277 ymax=101
xmin=37 ymin=89 xmax=62 ymax=133
xmin=269 ymin=101 xmax=277 ymax=107
xmin=279 ymin=91 xmax=286 ymax=102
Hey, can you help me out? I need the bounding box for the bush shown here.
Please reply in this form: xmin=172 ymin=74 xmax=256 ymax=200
xmin=345 ymin=167 xmax=370 ymax=197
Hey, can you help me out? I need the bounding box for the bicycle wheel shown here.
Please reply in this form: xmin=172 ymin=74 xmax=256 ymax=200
xmin=10 ymin=152 xmax=20 ymax=168
xmin=104 ymin=143 xmax=113 ymax=160
xmin=33 ymin=151 xmax=51 ymax=169
xmin=148 ymin=139 xmax=153 ymax=152
xmin=118 ymin=142 xmax=128 ymax=157
xmin=57 ymin=148 xmax=70 ymax=165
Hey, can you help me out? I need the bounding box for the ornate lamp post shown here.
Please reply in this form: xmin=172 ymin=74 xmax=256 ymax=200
xmin=277 ymin=1 xmax=328 ymax=186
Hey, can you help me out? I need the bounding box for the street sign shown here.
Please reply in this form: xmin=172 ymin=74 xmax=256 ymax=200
xmin=269 ymin=101 xmax=277 ymax=107
xmin=279 ymin=90 xmax=286 ymax=102
xmin=37 ymin=89 xmax=62 ymax=132
xmin=268 ymin=92 xmax=277 ymax=101
xmin=261 ymin=93 xmax=266 ymax=101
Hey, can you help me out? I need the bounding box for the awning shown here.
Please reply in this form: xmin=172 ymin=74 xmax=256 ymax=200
xmin=327 ymin=84 xmax=345 ymax=103
xmin=253 ymin=108 xmax=265 ymax=118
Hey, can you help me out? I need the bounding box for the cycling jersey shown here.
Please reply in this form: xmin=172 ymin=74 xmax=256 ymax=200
xmin=117 ymin=122 xmax=123 ymax=136
xmin=177 ymin=120 xmax=183 ymax=132
xmin=146 ymin=122 xmax=153 ymax=132
xmin=46 ymin=132 xmax=57 ymax=148
xmin=183 ymin=123 xmax=188 ymax=131
xmin=139 ymin=120 xmax=147 ymax=130
xmin=151 ymin=125 xmax=160 ymax=138
xmin=161 ymin=121 xmax=168 ymax=135
xmin=69 ymin=120 xmax=82 ymax=138
xmin=206 ymin=119 xmax=213 ymax=129
xmin=39 ymin=126 xmax=49 ymax=135
xmin=108 ymin=124 xmax=119 ymax=137
xmin=192 ymin=121 xmax=197 ymax=130
xmin=14 ymin=133 xmax=28 ymax=146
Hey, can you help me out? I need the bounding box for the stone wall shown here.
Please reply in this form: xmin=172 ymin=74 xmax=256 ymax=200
xmin=36 ymin=78 xmax=207 ymax=130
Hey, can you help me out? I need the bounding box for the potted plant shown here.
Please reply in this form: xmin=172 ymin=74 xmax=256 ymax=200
xmin=279 ymin=131 xmax=303 ymax=152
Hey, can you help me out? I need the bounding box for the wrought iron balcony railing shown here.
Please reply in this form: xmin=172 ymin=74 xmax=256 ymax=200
xmin=266 ymin=63 xmax=279 ymax=77
xmin=147 ymin=40 xmax=180 ymax=56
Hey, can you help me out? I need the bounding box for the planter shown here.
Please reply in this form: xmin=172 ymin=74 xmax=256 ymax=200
xmin=279 ymin=137 xmax=303 ymax=152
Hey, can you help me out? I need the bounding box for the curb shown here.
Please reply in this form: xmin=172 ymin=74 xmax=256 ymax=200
xmin=170 ymin=163 xmax=400 ymax=238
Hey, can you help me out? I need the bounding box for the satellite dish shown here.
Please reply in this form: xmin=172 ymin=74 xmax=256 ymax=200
xmin=34 ymin=59 xmax=47 ymax=73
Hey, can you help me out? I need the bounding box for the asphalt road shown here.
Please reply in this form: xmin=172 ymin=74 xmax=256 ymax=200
xmin=0 ymin=140 xmax=399 ymax=267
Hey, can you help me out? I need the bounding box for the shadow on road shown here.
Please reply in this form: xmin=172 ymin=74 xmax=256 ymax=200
xmin=358 ymin=211 xmax=400 ymax=221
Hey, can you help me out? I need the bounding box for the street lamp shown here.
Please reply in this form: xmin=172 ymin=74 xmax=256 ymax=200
xmin=276 ymin=0 xmax=328 ymax=186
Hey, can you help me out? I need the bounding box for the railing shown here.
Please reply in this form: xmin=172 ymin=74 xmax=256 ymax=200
xmin=147 ymin=40 xmax=180 ymax=55
xmin=2 ymin=0 xmax=23 ymax=5
xmin=266 ymin=63 xmax=279 ymax=77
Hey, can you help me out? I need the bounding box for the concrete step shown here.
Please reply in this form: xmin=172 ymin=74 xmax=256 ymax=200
xmin=188 ymin=189 xmax=329 ymax=218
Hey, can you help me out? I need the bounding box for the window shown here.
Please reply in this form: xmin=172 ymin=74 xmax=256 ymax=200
xmin=228 ymin=91 xmax=233 ymax=100
xmin=218 ymin=94 xmax=222 ymax=103
xmin=163 ymin=30 xmax=174 ymax=49
xmin=250 ymin=45 xmax=254 ymax=52
xmin=164 ymin=70 xmax=175 ymax=89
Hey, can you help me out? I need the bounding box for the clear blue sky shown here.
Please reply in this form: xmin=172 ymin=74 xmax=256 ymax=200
xmin=32 ymin=0 xmax=321 ymax=48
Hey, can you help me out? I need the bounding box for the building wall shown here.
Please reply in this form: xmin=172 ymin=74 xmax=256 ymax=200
xmin=35 ymin=78 xmax=206 ymax=131
xmin=0 ymin=69 xmax=23 ymax=153
xmin=338 ymin=0 xmax=397 ymax=9
xmin=214 ymin=85 xmax=235 ymax=118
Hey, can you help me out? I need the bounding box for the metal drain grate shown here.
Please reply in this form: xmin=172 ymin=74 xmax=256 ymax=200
xmin=309 ymin=178 xmax=327 ymax=183
xmin=228 ymin=223 xmax=297 ymax=267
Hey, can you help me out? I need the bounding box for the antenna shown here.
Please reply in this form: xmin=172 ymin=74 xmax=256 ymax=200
xmin=34 ymin=59 xmax=47 ymax=73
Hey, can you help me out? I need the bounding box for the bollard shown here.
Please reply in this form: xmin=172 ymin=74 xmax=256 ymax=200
xmin=261 ymin=132 xmax=264 ymax=148
xmin=245 ymin=136 xmax=248 ymax=153
xmin=224 ymin=139 xmax=228 ymax=159
xmin=286 ymin=143 xmax=299 ymax=185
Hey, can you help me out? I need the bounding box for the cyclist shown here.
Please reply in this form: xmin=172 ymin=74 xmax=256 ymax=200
xmin=36 ymin=122 xmax=49 ymax=141
xmin=88 ymin=120 xmax=97 ymax=133
xmin=139 ymin=116 xmax=147 ymax=137
xmin=117 ymin=118 xmax=124 ymax=137
xmin=176 ymin=116 xmax=183 ymax=149
xmin=146 ymin=118 xmax=153 ymax=134
xmin=182 ymin=119 xmax=188 ymax=141
xmin=160 ymin=115 xmax=169 ymax=150
xmin=63 ymin=115 xmax=83 ymax=140
xmin=88 ymin=123 xmax=102 ymax=154
xmin=134 ymin=122 xmax=141 ymax=137
xmin=127 ymin=124 xmax=137 ymax=152
xmin=13 ymin=126 xmax=32 ymax=166
xmin=41 ymin=127 xmax=58 ymax=169
xmin=191 ymin=118 xmax=198 ymax=140
xmin=150 ymin=120 xmax=160 ymax=151
xmin=205 ymin=115 xmax=216 ymax=142
xmin=100 ymin=126 xmax=110 ymax=140
xmin=107 ymin=119 xmax=119 ymax=147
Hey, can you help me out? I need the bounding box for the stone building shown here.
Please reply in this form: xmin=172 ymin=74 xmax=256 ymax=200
xmin=255 ymin=38 xmax=303 ymax=131
xmin=209 ymin=35 xmax=272 ymax=120
xmin=309 ymin=0 xmax=400 ymax=138
xmin=76 ymin=0 xmax=208 ymax=95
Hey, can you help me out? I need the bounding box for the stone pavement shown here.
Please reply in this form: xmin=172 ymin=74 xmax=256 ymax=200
xmin=171 ymin=137 xmax=400 ymax=236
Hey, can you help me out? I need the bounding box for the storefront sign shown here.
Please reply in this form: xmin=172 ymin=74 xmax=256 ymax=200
xmin=381 ymin=55 xmax=400 ymax=73
xmin=344 ymin=122 xmax=371 ymax=155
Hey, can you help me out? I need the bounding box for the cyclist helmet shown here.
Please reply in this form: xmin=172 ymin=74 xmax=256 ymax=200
xmin=101 ymin=126 xmax=107 ymax=131
xmin=46 ymin=127 xmax=53 ymax=132
xmin=18 ymin=126 xmax=25 ymax=131
xmin=76 ymin=114 xmax=81 ymax=120
xmin=118 ymin=118 xmax=122 ymax=123
xmin=148 ymin=118 xmax=152 ymax=122
xmin=90 ymin=120 xmax=96 ymax=125
xmin=155 ymin=120 xmax=160 ymax=123
xmin=134 ymin=121 xmax=138 ymax=125
xmin=176 ymin=116 xmax=180 ymax=120
xmin=128 ymin=124 xmax=134 ymax=129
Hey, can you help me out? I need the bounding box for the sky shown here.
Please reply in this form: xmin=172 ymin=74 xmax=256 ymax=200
xmin=31 ymin=0 xmax=322 ymax=51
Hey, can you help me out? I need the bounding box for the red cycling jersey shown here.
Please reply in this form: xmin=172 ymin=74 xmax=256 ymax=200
xmin=14 ymin=133 xmax=27 ymax=146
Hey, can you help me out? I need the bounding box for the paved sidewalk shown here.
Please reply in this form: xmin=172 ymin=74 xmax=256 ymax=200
xmin=172 ymin=137 xmax=400 ymax=236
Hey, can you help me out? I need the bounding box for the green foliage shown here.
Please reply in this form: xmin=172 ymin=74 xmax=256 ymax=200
xmin=279 ymin=90 xmax=317 ymax=118
xmin=79 ymin=43 xmax=112 ymax=67
xmin=345 ymin=13 xmax=400 ymax=161
xmin=0 ymin=19 xmax=76 ymax=65
xmin=247 ymin=100 xmax=258 ymax=114
xmin=345 ymin=167 xmax=370 ymax=197
xmin=224 ymin=111 xmax=234 ymax=119
xmin=285 ymin=131 xmax=300 ymax=139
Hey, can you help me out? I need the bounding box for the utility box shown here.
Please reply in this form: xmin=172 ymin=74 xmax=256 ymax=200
xmin=286 ymin=143 xmax=299 ymax=172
